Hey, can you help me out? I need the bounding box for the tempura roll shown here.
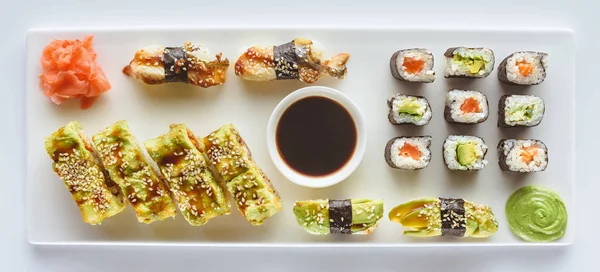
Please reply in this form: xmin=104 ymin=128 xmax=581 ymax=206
xmin=390 ymin=48 xmax=435 ymax=83
xmin=444 ymin=89 xmax=489 ymax=124
xmin=444 ymin=47 xmax=495 ymax=78
xmin=387 ymin=94 xmax=432 ymax=126
xmin=385 ymin=136 xmax=432 ymax=170
xmin=293 ymin=199 xmax=384 ymax=235
xmin=44 ymin=121 xmax=126 ymax=225
xmin=92 ymin=120 xmax=177 ymax=224
xmin=443 ymin=135 xmax=488 ymax=171
xmin=144 ymin=124 xmax=230 ymax=226
xmin=498 ymin=51 xmax=548 ymax=85
xmin=498 ymin=94 xmax=545 ymax=127
xmin=498 ymin=139 xmax=548 ymax=172
xmin=228 ymin=165 xmax=282 ymax=226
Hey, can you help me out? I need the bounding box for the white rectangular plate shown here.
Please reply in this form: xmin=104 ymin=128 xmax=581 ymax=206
xmin=26 ymin=27 xmax=575 ymax=246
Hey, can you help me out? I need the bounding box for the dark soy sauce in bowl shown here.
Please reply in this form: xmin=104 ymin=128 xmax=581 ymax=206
xmin=276 ymin=96 xmax=357 ymax=177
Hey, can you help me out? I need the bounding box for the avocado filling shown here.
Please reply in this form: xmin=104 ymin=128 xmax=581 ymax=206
xmin=453 ymin=54 xmax=486 ymax=74
xmin=456 ymin=142 xmax=478 ymax=166
xmin=395 ymin=98 xmax=425 ymax=120
xmin=508 ymin=104 xmax=535 ymax=122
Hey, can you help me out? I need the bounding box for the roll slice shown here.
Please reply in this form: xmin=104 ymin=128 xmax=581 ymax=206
xmin=293 ymin=199 xmax=384 ymax=235
xmin=387 ymin=94 xmax=432 ymax=126
xmin=92 ymin=120 xmax=177 ymax=224
xmin=384 ymin=136 xmax=432 ymax=170
xmin=444 ymin=47 xmax=495 ymax=78
xmin=44 ymin=121 xmax=126 ymax=225
xmin=498 ymin=51 xmax=548 ymax=85
xmin=498 ymin=139 xmax=548 ymax=172
xmin=390 ymin=48 xmax=435 ymax=83
xmin=144 ymin=124 xmax=230 ymax=226
xmin=444 ymin=89 xmax=489 ymax=124
xmin=498 ymin=94 xmax=545 ymax=127
xmin=443 ymin=135 xmax=488 ymax=171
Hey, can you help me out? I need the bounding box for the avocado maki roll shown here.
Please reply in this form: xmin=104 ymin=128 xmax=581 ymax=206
xmin=498 ymin=51 xmax=548 ymax=85
xmin=387 ymin=94 xmax=432 ymax=126
xmin=390 ymin=48 xmax=435 ymax=83
xmin=389 ymin=197 xmax=498 ymax=238
xmin=144 ymin=124 xmax=230 ymax=226
xmin=385 ymin=136 xmax=432 ymax=170
xmin=293 ymin=199 xmax=384 ymax=235
xmin=443 ymin=135 xmax=488 ymax=171
xmin=444 ymin=47 xmax=495 ymax=78
xmin=498 ymin=139 xmax=548 ymax=172
xmin=498 ymin=94 xmax=545 ymax=127
xmin=444 ymin=89 xmax=489 ymax=124
xmin=201 ymin=124 xmax=282 ymax=225
xmin=92 ymin=121 xmax=177 ymax=224
xmin=44 ymin=121 xmax=126 ymax=225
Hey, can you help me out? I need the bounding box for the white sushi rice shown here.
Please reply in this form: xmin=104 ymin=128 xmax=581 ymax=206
xmin=446 ymin=90 xmax=489 ymax=123
xmin=503 ymin=95 xmax=545 ymax=126
xmin=395 ymin=49 xmax=435 ymax=82
xmin=500 ymin=139 xmax=548 ymax=172
xmin=390 ymin=95 xmax=432 ymax=126
xmin=504 ymin=52 xmax=548 ymax=85
xmin=389 ymin=137 xmax=432 ymax=170
xmin=443 ymin=135 xmax=488 ymax=170
xmin=445 ymin=48 xmax=495 ymax=77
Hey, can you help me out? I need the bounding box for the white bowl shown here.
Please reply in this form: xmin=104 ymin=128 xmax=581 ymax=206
xmin=266 ymin=86 xmax=367 ymax=188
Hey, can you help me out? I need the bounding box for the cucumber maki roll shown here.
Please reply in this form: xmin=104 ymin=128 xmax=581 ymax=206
xmin=385 ymin=136 xmax=432 ymax=170
xmin=390 ymin=48 xmax=435 ymax=83
xmin=389 ymin=197 xmax=498 ymax=238
xmin=444 ymin=89 xmax=489 ymax=124
xmin=498 ymin=94 xmax=545 ymax=127
xmin=444 ymin=47 xmax=495 ymax=78
xmin=293 ymin=199 xmax=384 ymax=235
xmin=387 ymin=94 xmax=432 ymax=126
xmin=498 ymin=51 xmax=548 ymax=85
xmin=498 ymin=139 xmax=548 ymax=172
xmin=443 ymin=135 xmax=488 ymax=171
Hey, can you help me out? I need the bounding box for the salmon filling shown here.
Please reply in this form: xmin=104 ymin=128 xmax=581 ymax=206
xmin=399 ymin=143 xmax=421 ymax=160
xmin=403 ymin=57 xmax=424 ymax=74
xmin=520 ymin=146 xmax=539 ymax=164
xmin=460 ymin=97 xmax=481 ymax=113
xmin=516 ymin=60 xmax=533 ymax=77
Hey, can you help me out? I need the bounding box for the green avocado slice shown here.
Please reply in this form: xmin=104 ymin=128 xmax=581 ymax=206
xmin=457 ymin=143 xmax=477 ymax=166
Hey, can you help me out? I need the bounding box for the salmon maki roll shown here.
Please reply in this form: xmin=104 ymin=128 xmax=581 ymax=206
xmin=498 ymin=139 xmax=548 ymax=172
xmin=385 ymin=136 xmax=432 ymax=170
xmin=498 ymin=51 xmax=548 ymax=85
xmin=444 ymin=89 xmax=489 ymax=124
xmin=390 ymin=48 xmax=435 ymax=83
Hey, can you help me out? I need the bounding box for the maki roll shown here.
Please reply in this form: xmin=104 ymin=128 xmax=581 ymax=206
xmin=390 ymin=48 xmax=435 ymax=83
xmin=201 ymin=124 xmax=282 ymax=225
xmin=444 ymin=89 xmax=489 ymax=124
xmin=498 ymin=94 xmax=545 ymax=127
xmin=92 ymin=121 xmax=177 ymax=224
xmin=389 ymin=197 xmax=498 ymax=238
xmin=234 ymin=38 xmax=349 ymax=84
xmin=444 ymin=47 xmax=495 ymax=78
xmin=44 ymin=121 xmax=126 ymax=225
xmin=384 ymin=136 xmax=432 ymax=170
xmin=123 ymin=42 xmax=229 ymax=88
xmin=498 ymin=139 xmax=548 ymax=172
xmin=443 ymin=135 xmax=488 ymax=171
xmin=293 ymin=199 xmax=384 ymax=235
xmin=498 ymin=51 xmax=548 ymax=85
xmin=144 ymin=124 xmax=231 ymax=226
xmin=387 ymin=94 xmax=432 ymax=126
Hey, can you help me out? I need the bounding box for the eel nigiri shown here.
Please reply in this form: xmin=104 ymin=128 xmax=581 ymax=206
xmin=123 ymin=42 xmax=229 ymax=88
xmin=389 ymin=197 xmax=498 ymax=238
xmin=293 ymin=199 xmax=383 ymax=235
xmin=234 ymin=38 xmax=349 ymax=84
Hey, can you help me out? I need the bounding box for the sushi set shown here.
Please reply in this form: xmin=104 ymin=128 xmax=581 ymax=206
xmin=26 ymin=27 xmax=574 ymax=246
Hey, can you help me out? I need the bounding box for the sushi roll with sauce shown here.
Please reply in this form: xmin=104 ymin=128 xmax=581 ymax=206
xmin=387 ymin=94 xmax=432 ymax=126
xmin=385 ymin=136 xmax=432 ymax=170
xmin=443 ymin=135 xmax=488 ymax=171
xmin=390 ymin=48 xmax=435 ymax=83
xmin=498 ymin=139 xmax=548 ymax=172
xmin=444 ymin=47 xmax=495 ymax=78
xmin=498 ymin=95 xmax=545 ymax=127
xmin=498 ymin=51 xmax=548 ymax=85
xmin=444 ymin=89 xmax=489 ymax=124
xmin=293 ymin=199 xmax=384 ymax=235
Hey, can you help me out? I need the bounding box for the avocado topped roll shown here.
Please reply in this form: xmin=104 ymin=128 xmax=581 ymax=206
xmin=44 ymin=121 xmax=126 ymax=225
xmin=389 ymin=197 xmax=498 ymax=238
xmin=144 ymin=124 xmax=230 ymax=226
xmin=92 ymin=121 xmax=176 ymax=224
xmin=293 ymin=199 xmax=384 ymax=235
xmin=444 ymin=47 xmax=495 ymax=78
xmin=201 ymin=124 xmax=282 ymax=225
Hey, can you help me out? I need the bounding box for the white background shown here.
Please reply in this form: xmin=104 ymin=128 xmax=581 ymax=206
xmin=1 ymin=0 xmax=596 ymax=271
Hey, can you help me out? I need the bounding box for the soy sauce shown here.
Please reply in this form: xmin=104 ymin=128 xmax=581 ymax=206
xmin=276 ymin=96 xmax=357 ymax=177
